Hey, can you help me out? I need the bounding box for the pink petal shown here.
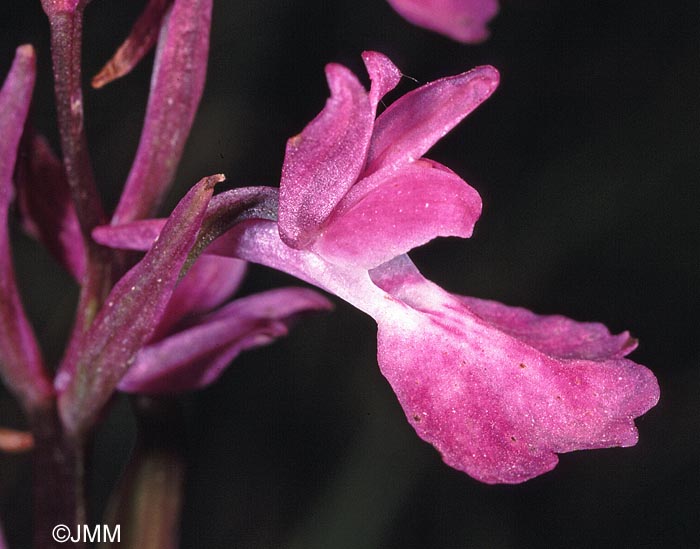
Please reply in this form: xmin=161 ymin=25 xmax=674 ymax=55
xmin=278 ymin=63 xmax=373 ymax=248
xmin=93 ymin=219 xmax=165 ymax=251
xmin=112 ymin=0 xmax=213 ymax=224
xmin=362 ymin=51 xmax=402 ymax=112
xmin=154 ymin=254 xmax=246 ymax=337
xmin=119 ymin=288 xmax=332 ymax=393
xmin=0 ymin=46 xmax=53 ymax=409
xmin=364 ymin=65 xmax=499 ymax=177
xmin=315 ymin=159 xmax=482 ymax=268
xmin=166 ymin=213 xmax=661 ymax=485
xmin=458 ymin=296 xmax=638 ymax=360
xmin=371 ymin=259 xmax=659 ymax=484
xmin=15 ymin=133 xmax=85 ymax=280
xmin=386 ymin=0 xmax=499 ymax=43
xmin=372 ymin=256 xmax=638 ymax=361
xmin=57 ymin=175 xmax=221 ymax=435
xmin=92 ymin=0 xmax=172 ymax=89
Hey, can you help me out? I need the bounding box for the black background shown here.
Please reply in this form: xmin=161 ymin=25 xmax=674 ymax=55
xmin=0 ymin=1 xmax=698 ymax=547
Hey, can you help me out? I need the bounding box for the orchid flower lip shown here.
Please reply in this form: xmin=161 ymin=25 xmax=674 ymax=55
xmin=369 ymin=259 xmax=660 ymax=484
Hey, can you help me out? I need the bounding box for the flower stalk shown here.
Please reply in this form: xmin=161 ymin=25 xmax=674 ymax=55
xmin=42 ymin=4 xmax=114 ymax=350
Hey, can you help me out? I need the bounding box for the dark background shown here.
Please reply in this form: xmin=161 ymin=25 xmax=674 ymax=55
xmin=1 ymin=1 xmax=698 ymax=547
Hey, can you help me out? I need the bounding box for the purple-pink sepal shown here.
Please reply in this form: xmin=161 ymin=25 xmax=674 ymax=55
xmin=386 ymin=0 xmax=499 ymax=43
xmin=92 ymin=0 xmax=173 ymax=89
xmin=119 ymin=287 xmax=331 ymax=394
xmin=0 ymin=46 xmax=53 ymax=410
xmin=111 ymin=0 xmax=213 ymax=224
xmin=15 ymin=133 xmax=86 ymax=280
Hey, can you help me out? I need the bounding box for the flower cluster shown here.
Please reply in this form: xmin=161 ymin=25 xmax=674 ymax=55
xmin=1 ymin=0 xmax=330 ymax=439
xmin=0 ymin=1 xmax=662 ymax=547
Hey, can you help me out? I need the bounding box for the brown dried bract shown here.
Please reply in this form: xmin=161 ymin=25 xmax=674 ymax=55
xmin=92 ymin=0 xmax=172 ymax=89
xmin=0 ymin=428 xmax=34 ymax=453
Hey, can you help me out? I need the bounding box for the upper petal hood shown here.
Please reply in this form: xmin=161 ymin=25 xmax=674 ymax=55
xmin=278 ymin=53 xmax=496 ymax=269
xmin=278 ymin=64 xmax=374 ymax=248
xmin=278 ymin=53 xmax=401 ymax=249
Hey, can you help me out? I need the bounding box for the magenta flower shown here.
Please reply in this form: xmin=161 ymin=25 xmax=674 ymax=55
xmin=386 ymin=0 xmax=499 ymax=43
xmin=96 ymin=52 xmax=659 ymax=483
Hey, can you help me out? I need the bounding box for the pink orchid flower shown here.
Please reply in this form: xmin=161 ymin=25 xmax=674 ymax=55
xmin=386 ymin=0 xmax=499 ymax=43
xmin=96 ymin=52 xmax=659 ymax=483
